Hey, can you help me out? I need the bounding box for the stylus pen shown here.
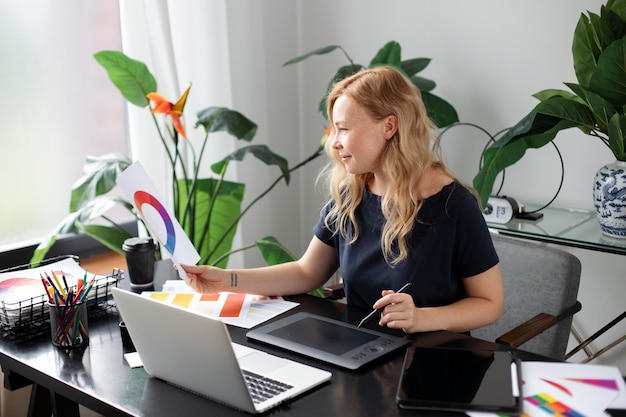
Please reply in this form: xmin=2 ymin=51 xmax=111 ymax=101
xmin=357 ymin=282 xmax=412 ymax=328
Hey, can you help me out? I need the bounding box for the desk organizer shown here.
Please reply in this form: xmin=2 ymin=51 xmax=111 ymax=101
xmin=0 ymin=255 xmax=123 ymax=339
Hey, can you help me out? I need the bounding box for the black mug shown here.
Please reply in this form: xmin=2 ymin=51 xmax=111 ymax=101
xmin=122 ymin=237 xmax=156 ymax=289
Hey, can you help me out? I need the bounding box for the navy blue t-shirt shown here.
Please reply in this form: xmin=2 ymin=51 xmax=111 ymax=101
xmin=313 ymin=181 xmax=499 ymax=311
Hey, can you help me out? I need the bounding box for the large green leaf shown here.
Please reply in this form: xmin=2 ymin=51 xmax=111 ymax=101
xmin=178 ymin=178 xmax=244 ymax=267
xmin=608 ymin=112 xmax=626 ymax=160
xmin=566 ymin=82 xmax=617 ymax=130
xmin=30 ymin=198 xmax=119 ymax=263
xmin=609 ymin=0 xmax=626 ymax=23
xmin=411 ymin=75 xmax=436 ymax=93
xmin=70 ymin=154 xmax=132 ymax=212
xmin=78 ymin=224 xmax=132 ymax=255
xmin=400 ymin=58 xmax=431 ymax=77
xmin=210 ymin=145 xmax=290 ymax=184
xmin=195 ymin=107 xmax=257 ymax=142
xmin=421 ymin=92 xmax=459 ymax=128
xmin=533 ymin=96 xmax=597 ymax=130
xmin=282 ymin=45 xmax=342 ymax=66
xmin=473 ymin=112 xmax=578 ymax=206
xmin=256 ymin=236 xmax=296 ymax=265
xmin=573 ymin=12 xmax=602 ymax=88
xmin=533 ymin=88 xmax=581 ymax=102
xmin=589 ymin=38 xmax=626 ymax=107
xmin=93 ymin=51 xmax=157 ymax=107
xmin=318 ymin=64 xmax=366 ymax=119
xmin=369 ymin=41 xmax=402 ymax=68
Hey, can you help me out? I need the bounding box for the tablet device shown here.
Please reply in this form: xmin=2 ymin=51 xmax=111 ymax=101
xmin=396 ymin=345 xmax=522 ymax=413
xmin=246 ymin=312 xmax=410 ymax=370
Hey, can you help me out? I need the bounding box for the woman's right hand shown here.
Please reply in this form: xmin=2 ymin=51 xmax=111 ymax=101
xmin=179 ymin=264 xmax=224 ymax=294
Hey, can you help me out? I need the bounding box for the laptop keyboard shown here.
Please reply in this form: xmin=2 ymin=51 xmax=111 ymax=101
xmin=243 ymin=370 xmax=293 ymax=404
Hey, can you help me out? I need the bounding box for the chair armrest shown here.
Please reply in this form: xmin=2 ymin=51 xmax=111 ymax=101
xmin=324 ymin=283 xmax=345 ymax=300
xmin=495 ymin=313 xmax=557 ymax=348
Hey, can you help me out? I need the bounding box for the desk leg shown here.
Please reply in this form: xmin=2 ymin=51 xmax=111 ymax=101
xmin=28 ymin=384 xmax=51 ymax=417
xmin=27 ymin=383 xmax=79 ymax=417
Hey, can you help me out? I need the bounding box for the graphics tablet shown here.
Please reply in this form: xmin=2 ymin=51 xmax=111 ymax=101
xmin=396 ymin=345 xmax=522 ymax=413
xmin=246 ymin=312 xmax=410 ymax=370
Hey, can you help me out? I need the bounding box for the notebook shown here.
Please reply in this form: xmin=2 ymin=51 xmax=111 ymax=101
xmin=111 ymin=288 xmax=332 ymax=414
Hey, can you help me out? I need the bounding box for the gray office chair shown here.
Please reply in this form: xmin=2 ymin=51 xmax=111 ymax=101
xmin=471 ymin=234 xmax=582 ymax=360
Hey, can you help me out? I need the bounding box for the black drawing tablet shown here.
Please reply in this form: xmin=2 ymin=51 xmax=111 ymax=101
xmin=246 ymin=312 xmax=410 ymax=370
xmin=396 ymin=345 xmax=522 ymax=413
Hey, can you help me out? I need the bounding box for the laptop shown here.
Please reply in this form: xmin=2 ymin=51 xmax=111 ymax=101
xmin=111 ymin=288 xmax=332 ymax=414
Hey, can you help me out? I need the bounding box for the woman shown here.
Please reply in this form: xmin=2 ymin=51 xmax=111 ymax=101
xmin=182 ymin=66 xmax=503 ymax=334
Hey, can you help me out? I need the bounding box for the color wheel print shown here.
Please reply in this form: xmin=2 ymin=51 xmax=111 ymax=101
xmin=134 ymin=190 xmax=176 ymax=254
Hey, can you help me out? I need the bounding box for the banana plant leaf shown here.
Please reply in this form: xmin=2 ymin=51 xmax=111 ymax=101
xmin=93 ymin=50 xmax=156 ymax=107
xmin=422 ymin=92 xmax=459 ymax=129
xmin=31 ymin=197 xmax=123 ymax=264
xmin=210 ymin=144 xmax=290 ymax=185
xmin=196 ymin=107 xmax=257 ymax=142
xmin=70 ymin=154 xmax=132 ymax=212
xmin=178 ymin=178 xmax=245 ymax=267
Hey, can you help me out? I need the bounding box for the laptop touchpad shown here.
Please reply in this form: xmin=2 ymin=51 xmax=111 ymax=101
xmin=238 ymin=351 xmax=290 ymax=374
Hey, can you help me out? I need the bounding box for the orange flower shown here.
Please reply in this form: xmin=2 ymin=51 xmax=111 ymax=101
xmin=147 ymin=84 xmax=191 ymax=138
xmin=319 ymin=125 xmax=332 ymax=151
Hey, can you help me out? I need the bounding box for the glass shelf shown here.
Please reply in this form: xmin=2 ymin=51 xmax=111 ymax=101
xmin=487 ymin=206 xmax=626 ymax=255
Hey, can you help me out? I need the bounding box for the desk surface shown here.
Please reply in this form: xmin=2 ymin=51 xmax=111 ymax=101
xmin=0 ymin=261 xmax=622 ymax=417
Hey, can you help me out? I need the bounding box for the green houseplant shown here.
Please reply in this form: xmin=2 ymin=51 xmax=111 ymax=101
xmin=473 ymin=0 xmax=626 ymax=236
xmin=283 ymin=40 xmax=459 ymax=129
xmin=31 ymin=51 xmax=324 ymax=273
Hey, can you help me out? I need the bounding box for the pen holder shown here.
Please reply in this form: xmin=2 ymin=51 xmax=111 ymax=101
xmin=48 ymin=301 xmax=89 ymax=349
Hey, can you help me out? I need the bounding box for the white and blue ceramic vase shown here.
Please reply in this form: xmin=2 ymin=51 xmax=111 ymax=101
xmin=593 ymin=160 xmax=626 ymax=239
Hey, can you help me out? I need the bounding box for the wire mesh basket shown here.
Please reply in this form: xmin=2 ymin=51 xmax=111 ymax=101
xmin=0 ymin=255 xmax=123 ymax=339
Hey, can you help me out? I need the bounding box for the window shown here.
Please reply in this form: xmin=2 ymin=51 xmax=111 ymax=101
xmin=0 ymin=1 xmax=127 ymax=251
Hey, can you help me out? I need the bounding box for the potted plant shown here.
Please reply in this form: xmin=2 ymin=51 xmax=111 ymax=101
xmin=473 ymin=0 xmax=626 ymax=238
xmin=31 ymin=51 xmax=324 ymax=277
xmin=283 ymin=40 xmax=459 ymax=129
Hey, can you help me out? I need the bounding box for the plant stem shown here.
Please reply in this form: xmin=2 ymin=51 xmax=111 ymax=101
xmin=198 ymin=164 xmax=228 ymax=264
xmin=207 ymin=150 xmax=322 ymax=263
xmin=338 ymin=46 xmax=357 ymax=69
xmin=210 ymin=242 xmax=256 ymax=267
xmin=588 ymin=129 xmax=610 ymax=147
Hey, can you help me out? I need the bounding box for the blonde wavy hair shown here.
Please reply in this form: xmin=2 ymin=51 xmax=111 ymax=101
xmin=319 ymin=66 xmax=459 ymax=266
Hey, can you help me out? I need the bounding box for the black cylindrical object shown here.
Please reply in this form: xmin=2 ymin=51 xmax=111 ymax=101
xmin=122 ymin=237 xmax=156 ymax=289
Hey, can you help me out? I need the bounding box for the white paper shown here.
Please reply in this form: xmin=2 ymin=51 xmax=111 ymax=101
xmin=124 ymin=352 xmax=143 ymax=368
xmin=116 ymin=161 xmax=201 ymax=280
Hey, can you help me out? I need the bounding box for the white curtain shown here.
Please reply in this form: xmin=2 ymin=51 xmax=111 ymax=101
xmin=118 ymin=0 xmax=244 ymax=264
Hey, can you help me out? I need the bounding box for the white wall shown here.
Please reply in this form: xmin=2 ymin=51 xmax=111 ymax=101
xmin=222 ymin=0 xmax=624 ymax=372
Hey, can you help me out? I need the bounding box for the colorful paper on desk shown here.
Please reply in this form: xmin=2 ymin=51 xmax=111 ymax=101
xmin=468 ymin=361 xmax=626 ymax=417
xmin=143 ymin=280 xmax=299 ymax=329
xmin=116 ymin=161 xmax=201 ymax=280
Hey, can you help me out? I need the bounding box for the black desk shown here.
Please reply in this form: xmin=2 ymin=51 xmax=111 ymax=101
xmin=0 ymin=261 xmax=622 ymax=417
